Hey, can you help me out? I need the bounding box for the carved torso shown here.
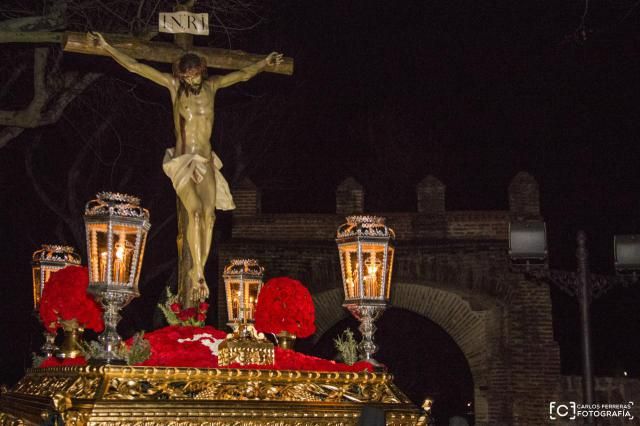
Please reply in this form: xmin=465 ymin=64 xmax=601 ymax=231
xmin=172 ymin=80 xmax=217 ymax=157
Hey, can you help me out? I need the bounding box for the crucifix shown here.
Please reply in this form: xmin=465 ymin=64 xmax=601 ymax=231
xmin=57 ymin=5 xmax=293 ymax=308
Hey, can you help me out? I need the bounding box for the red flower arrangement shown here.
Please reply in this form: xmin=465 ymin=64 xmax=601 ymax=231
xmin=254 ymin=277 xmax=316 ymax=338
xmin=38 ymin=325 xmax=372 ymax=372
xmin=158 ymin=287 xmax=209 ymax=326
xmin=38 ymin=266 xmax=104 ymax=332
xmin=135 ymin=325 xmax=227 ymax=367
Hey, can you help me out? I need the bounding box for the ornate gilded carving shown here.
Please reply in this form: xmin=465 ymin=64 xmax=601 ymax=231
xmin=67 ymin=375 xmax=102 ymax=399
xmin=87 ymin=422 xmax=355 ymax=426
xmin=0 ymin=411 xmax=25 ymax=426
xmin=103 ymin=375 xmax=405 ymax=404
xmin=217 ymin=333 xmax=275 ymax=367
xmin=9 ymin=369 xmax=102 ymax=400
xmin=1 ymin=366 xmax=423 ymax=426
xmin=12 ymin=375 xmax=74 ymax=398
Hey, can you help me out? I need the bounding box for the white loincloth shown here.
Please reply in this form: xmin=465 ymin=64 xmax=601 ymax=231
xmin=162 ymin=148 xmax=236 ymax=211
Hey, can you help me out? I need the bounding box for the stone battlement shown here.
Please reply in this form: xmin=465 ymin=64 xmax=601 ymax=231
xmin=231 ymin=172 xmax=540 ymax=241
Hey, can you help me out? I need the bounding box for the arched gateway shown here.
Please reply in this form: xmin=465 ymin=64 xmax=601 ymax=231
xmin=218 ymin=172 xmax=562 ymax=425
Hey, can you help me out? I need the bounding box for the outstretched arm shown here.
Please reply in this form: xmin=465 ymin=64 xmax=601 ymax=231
xmin=215 ymin=52 xmax=284 ymax=88
xmin=88 ymin=32 xmax=174 ymax=89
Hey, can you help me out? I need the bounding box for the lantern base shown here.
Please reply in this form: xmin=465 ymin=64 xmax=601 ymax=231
xmin=218 ymin=323 xmax=274 ymax=366
xmin=89 ymin=288 xmax=136 ymax=365
xmin=344 ymin=301 xmax=387 ymax=369
xmin=40 ymin=331 xmax=58 ymax=358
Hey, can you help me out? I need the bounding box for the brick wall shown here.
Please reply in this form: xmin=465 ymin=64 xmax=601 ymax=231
xmin=506 ymin=280 xmax=561 ymax=425
xmin=233 ymin=211 xmax=510 ymax=241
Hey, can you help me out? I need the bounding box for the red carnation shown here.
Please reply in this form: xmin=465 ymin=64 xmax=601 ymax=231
xmin=170 ymin=303 xmax=181 ymax=313
xmin=254 ymin=277 xmax=316 ymax=338
xmin=197 ymin=313 xmax=206 ymax=322
xmin=198 ymin=302 xmax=209 ymax=313
xmin=177 ymin=307 xmax=196 ymax=321
xmin=38 ymin=266 xmax=104 ymax=333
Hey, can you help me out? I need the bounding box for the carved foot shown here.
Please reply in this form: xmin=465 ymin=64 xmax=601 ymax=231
xmin=189 ymin=269 xmax=209 ymax=302
xmin=193 ymin=279 xmax=209 ymax=302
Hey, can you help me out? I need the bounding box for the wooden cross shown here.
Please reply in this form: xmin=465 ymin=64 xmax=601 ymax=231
xmin=63 ymin=31 xmax=293 ymax=75
xmin=0 ymin=30 xmax=293 ymax=76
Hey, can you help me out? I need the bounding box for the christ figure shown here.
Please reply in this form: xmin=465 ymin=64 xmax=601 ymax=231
xmin=91 ymin=32 xmax=283 ymax=302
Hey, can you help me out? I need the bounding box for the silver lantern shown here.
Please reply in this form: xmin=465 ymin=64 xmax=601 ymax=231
xmin=223 ymin=259 xmax=264 ymax=329
xmin=84 ymin=192 xmax=150 ymax=364
xmin=336 ymin=215 xmax=395 ymax=367
xmin=32 ymin=244 xmax=81 ymax=356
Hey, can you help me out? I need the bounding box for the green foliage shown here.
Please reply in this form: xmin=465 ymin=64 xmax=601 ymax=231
xmin=126 ymin=331 xmax=151 ymax=365
xmin=157 ymin=286 xmax=207 ymax=326
xmin=31 ymin=352 xmax=46 ymax=368
xmin=79 ymin=339 xmax=106 ymax=360
xmin=80 ymin=332 xmax=151 ymax=365
xmin=333 ymin=328 xmax=359 ymax=365
xmin=158 ymin=287 xmax=181 ymax=326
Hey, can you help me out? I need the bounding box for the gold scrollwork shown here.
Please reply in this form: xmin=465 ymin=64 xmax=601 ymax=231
xmin=13 ymin=375 xmax=74 ymax=398
xmin=87 ymin=422 xmax=354 ymax=426
xmin=104 ymin=377 xmax=403 ymax=404
xmin=67 ymin=375 xmax=102 ymax=399
xmin=0 ymin=411 xmax=25 ymax=426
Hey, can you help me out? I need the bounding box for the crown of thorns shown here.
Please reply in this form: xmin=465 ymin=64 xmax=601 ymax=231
xmin=172 ymin=54 xmax=208 ymax=79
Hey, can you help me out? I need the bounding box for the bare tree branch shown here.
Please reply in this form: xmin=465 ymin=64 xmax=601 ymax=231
xmin=0 ymin=1 xmax=66 ymax=32
xmin=0 ymin=62 xmax=26 ymax=100
xmin=0 ymin=127 xmax=24 ymax=148
xmin=0 ymin=47 xmax=102 ymax=146
xmin=25 ymin=113 xmax=116 ymax=249
xmin=41 ymin=72 xmax=102 ymax=124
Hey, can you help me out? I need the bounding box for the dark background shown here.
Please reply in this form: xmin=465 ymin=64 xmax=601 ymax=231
xmin=1 ymin=0 xmax=640 ymax=422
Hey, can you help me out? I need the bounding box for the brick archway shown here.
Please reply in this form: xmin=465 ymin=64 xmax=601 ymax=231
xmin=222 ymin=171 xmax=562 ymax=424
xmin=312 ymin=283 xmax=494 ymax=424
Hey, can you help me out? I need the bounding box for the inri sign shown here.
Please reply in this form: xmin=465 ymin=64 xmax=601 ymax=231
xmin=159 ymin=12 xmax=209 ymax=36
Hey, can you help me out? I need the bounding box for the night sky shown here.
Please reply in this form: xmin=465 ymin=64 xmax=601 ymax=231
xmin=1 ymin=0 xmax=640 ymax=419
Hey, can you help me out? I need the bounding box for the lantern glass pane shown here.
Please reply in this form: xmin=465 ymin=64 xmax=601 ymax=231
xmin=385 ymin=246 xmax=395 ymax=300
xmin=361 ymin=243 xmax=385 ymax=299
xmin=246 ymin=281 xmax=260 ymax=321
xmin=107 ymin=224 xmax=137 ymax=285
xmin=32 ymin=265 xmax=41 ymax=310
xmin=134 ymin=232 xmax=148 ymax=288
xmin=42 ymin=268 xmax=56 ymax=287
xmin=93 ymin=225 xmax=110 ymax=282
xmin=340 ymin=244 xmax=360 ymax=299
xmin=228 ymin=281 xmax=241 ymax=321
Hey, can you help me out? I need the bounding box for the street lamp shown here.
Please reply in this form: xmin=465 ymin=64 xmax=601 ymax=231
xmin=614 ymin=234 xmax=640 ymax=275
xmin=336 ymin=215 xmax=395 ymax=367
xmin=508 ymin=220 xmax=547 ymax=264
xmin=509 ymin=222 xmax=639 ymax=410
